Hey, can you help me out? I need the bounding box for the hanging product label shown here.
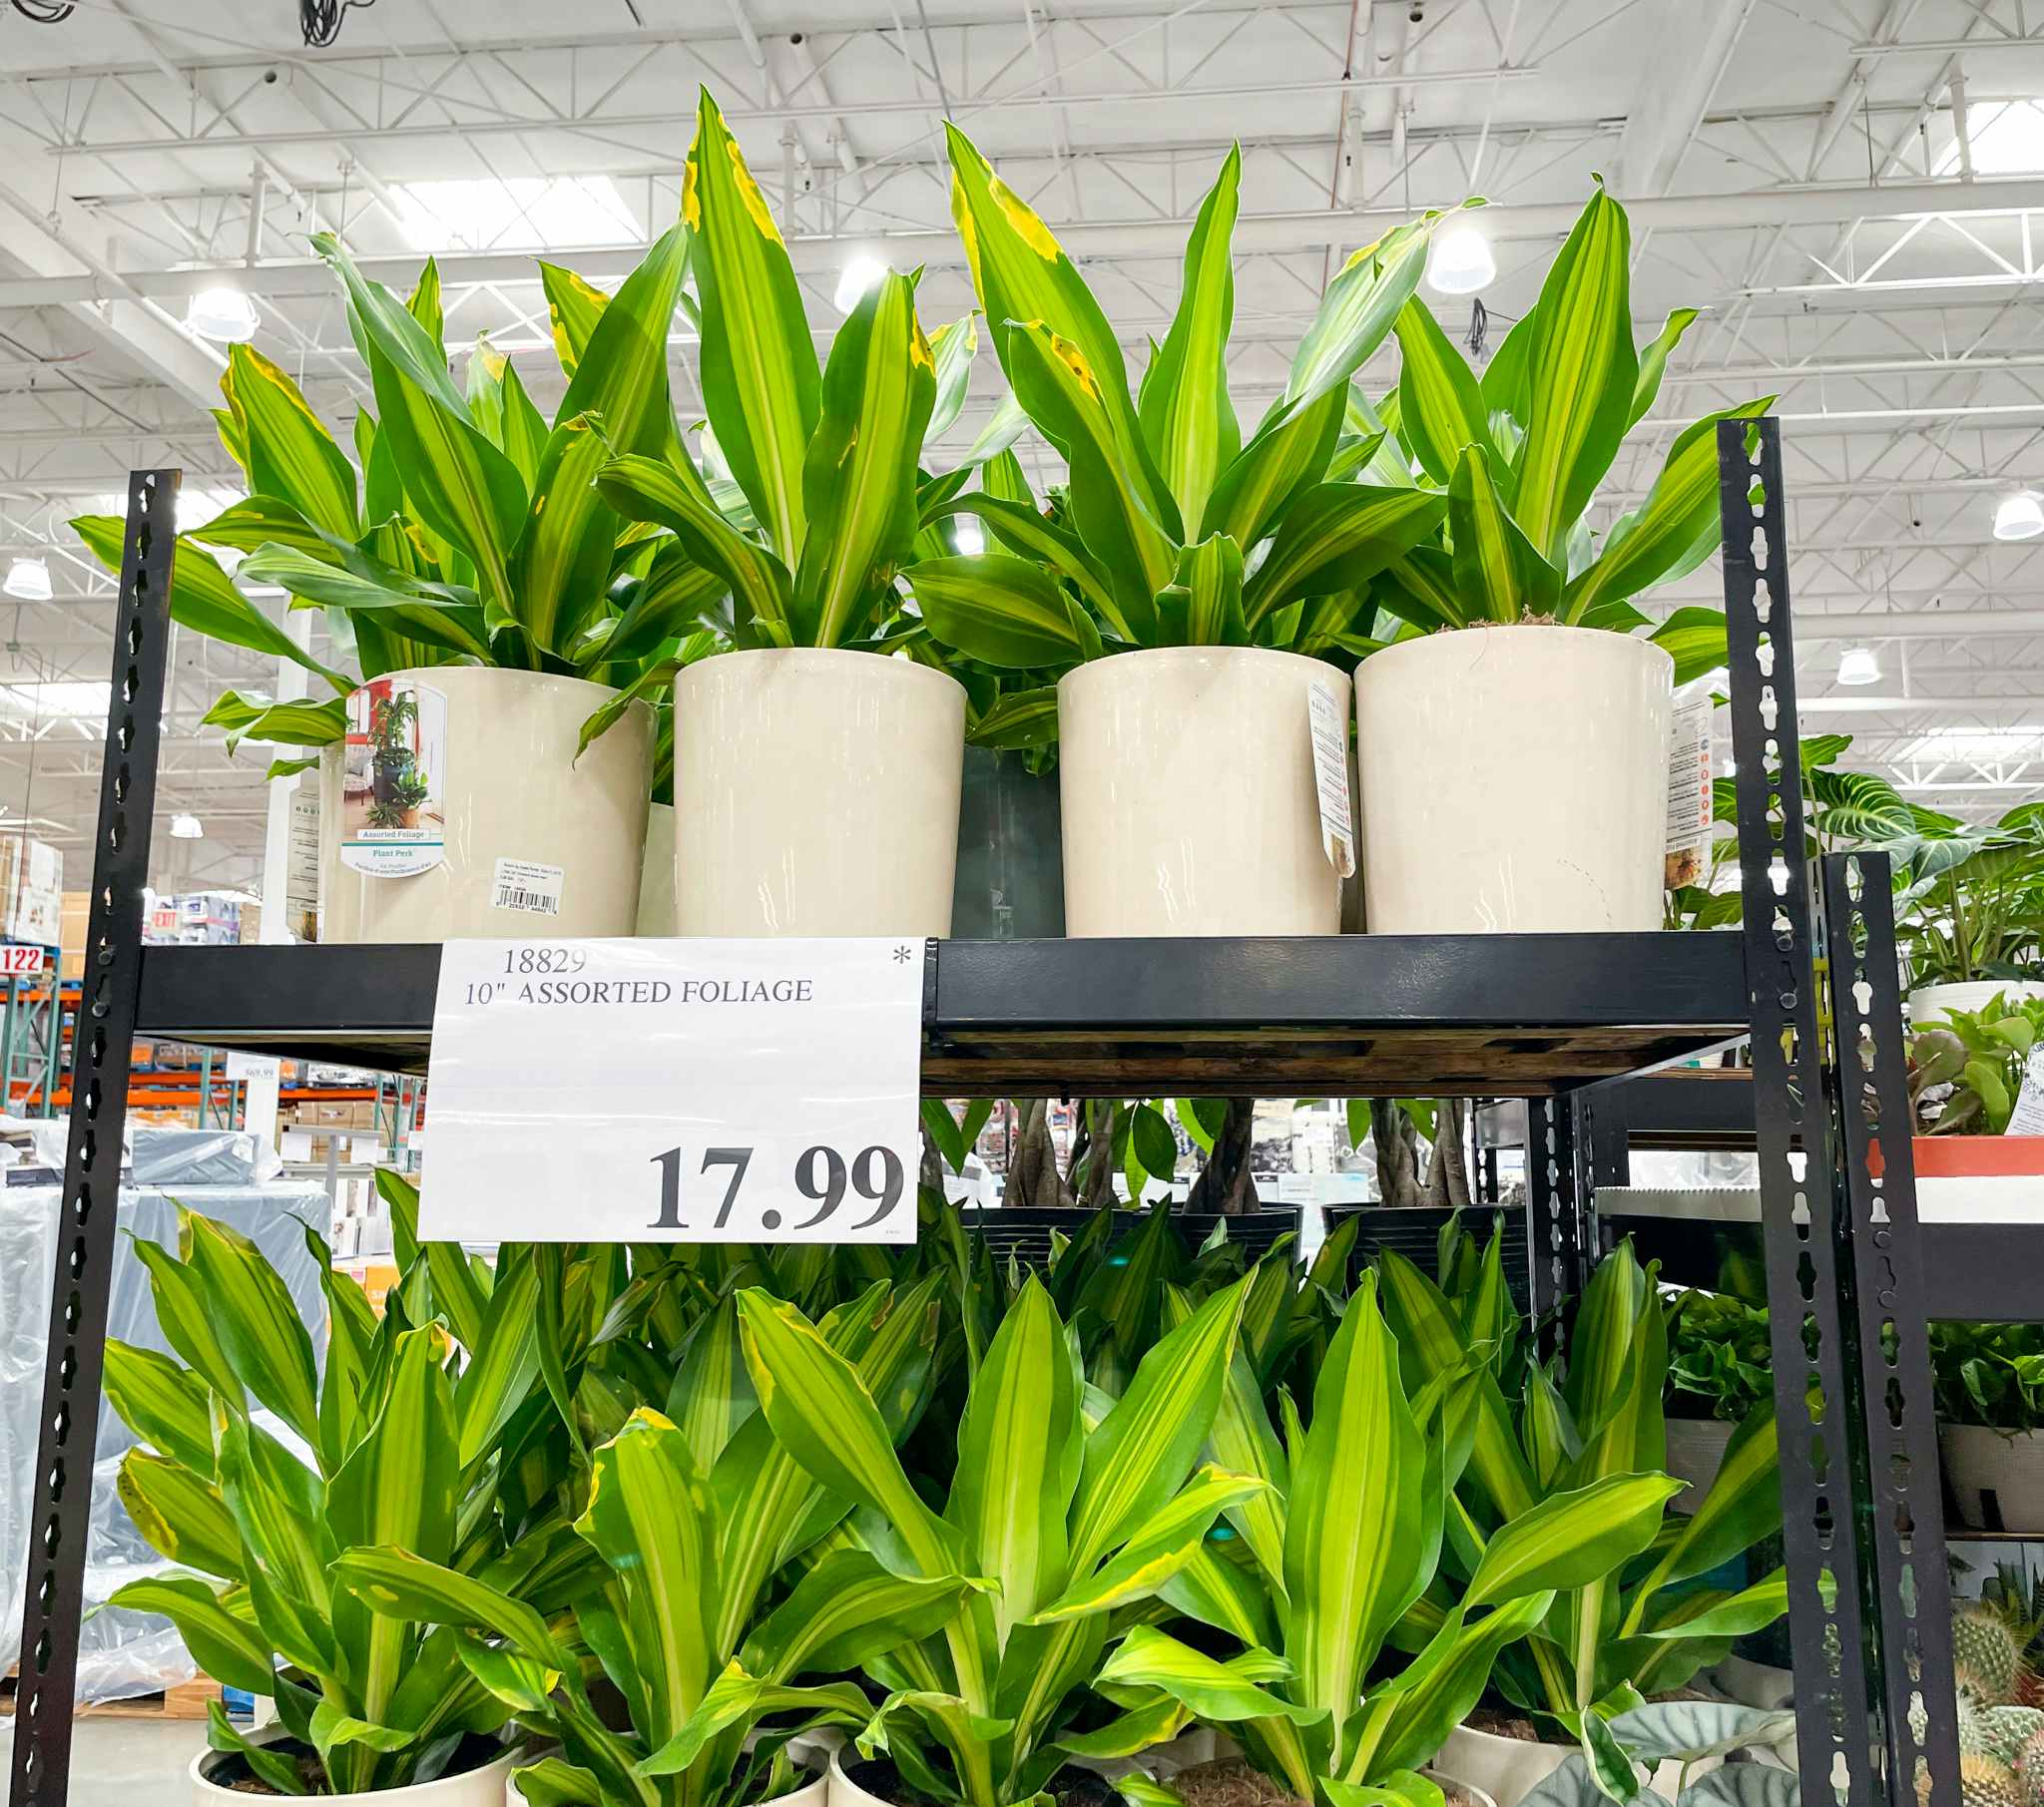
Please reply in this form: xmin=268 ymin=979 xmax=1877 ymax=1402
xmin=421 ymin=937 xmax=926 ymax=1244
xmin=491 ymin=858 xmax=564 ymax=917
xmin=339 ymin=678 xmax=448 ymax=878
xmin=1663 ymin=690 xmax=1715 ymax=888
xmin=2006 ymin=1049 xmax=2044 ymax=1135
xmin=1307 ymin=680 xmax=1356 ymax=880
xmin=286 ymin=784 xmax=322 ymax=941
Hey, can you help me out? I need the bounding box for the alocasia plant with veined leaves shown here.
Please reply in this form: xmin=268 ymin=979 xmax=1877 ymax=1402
xmin=69 ymin=224 xmax=730 ymax=795
xmin=1379 ymin=1243 xmax=1788 ymax=1800
xmin=1090 ymin=1272 xmax=1680 ymax=1807
xmin=1367 ymin=182 xmax=1774 ymax=682
xmin=899 ymin=131 xmax=1457 ymax=724
xmin=724 ymin=1270 xmax=1274 ymax=1807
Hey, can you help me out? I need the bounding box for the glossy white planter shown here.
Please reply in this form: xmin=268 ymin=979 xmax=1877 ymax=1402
xmin=1059 ymin=648 xmax=1346 ymax=936
xmin=672 ymin=650 xmax=964 ymax=937
xmin=319 ymin=669 xmax=651 ymax=945
xmin=1906 ymin=980 xmax=2044 ymax=1026
xmin=638 ymin=801 xmax=677 ymax=936
xmin=1355 ymin=626 xmax=1672 ymax=934
xmin=1665 ymin=1416 xmax=1736 ymax=1511
xmin=191 ymin=1737 xmax=522 ymax=1805
xmin=1437 ymin=1723 xmax=1717 ymax=1807
xmin=1941 ymin=1425 xmax=2044 ymax=1534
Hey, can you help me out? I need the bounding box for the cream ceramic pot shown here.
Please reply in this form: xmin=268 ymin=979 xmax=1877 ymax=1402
xmin=1907 ymin=979 xmax=2044 ymax=1025
xmin=1436 ymin=1723 xmax=1719 ymax=1807
xmin=191 ymin=1737 xmax=523 ymax=1805
xmin=671 ymin=649 xmax=965 ymax=937
xmin=1058 ymin=647 xmax=1346 ymax=937
xmin=638 ymin=800 xmax=678 ymax=936
xmin=1941 ymin=1424 xmax=2044 ymax=1534
xmin=1664 ymin=1415 xmax=1736 ymax=1510
xmin=1354 ymin=626 xmax=1673 ymax=934
xmin=319 ymin=668 xmax=651 ymax=944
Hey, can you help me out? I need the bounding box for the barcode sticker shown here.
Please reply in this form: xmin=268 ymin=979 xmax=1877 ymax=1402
xmin=491 ymin=858 xmax=564 ymax=917
xmin=1307 ymin=680 xmax=1356 ymax=879
xmin=1665 ymin=692 xmax=1714 ymax=855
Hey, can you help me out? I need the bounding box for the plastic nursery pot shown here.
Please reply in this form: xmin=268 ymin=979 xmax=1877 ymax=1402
xmin=1058 ymin=647 xmax=1347 ymax=936
xmin=638 ymin=800 xmax=678 ymax=936
xmin=1436 ymin=1722 xmax=1719 ymax=1807
xmin=1664 ymin=1414 xmax=1738 ymax=1510
xmin=671 ymin=648 xmax=966 ymax=937
xmin=1354 ymin=624 xmax=1672 ymax=934
xmin=1940 ymin=1425 xmax=2044 ymax=1535
xmin=319 ymin=668 xmax=653 ymax=945
xmin=1906 ymin=979 xmax=2044 ymax=1026
xmin=952 ymin=745 xmax=1066 ymax=939
xmin=190 ymin=1733 xmax=523 ymax=1805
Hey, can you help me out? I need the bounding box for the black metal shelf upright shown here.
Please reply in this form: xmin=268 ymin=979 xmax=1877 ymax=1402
xmin=5 ymin=423 xmax=1960 ymax=1807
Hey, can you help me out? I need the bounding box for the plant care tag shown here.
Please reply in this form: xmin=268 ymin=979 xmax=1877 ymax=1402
xmin=491 ymin=858 xmax=563 ymax=917
xmin=1307 ymin=680 xmax=1356 ymax=880
xmin=339 ymin=678 xmax=447 ymax=878
xmin=2006 ymin=1049 xmax=2044 ymax=1135
xmin=1664 ymin=690 xmax=1714 ymax=886
xmin=422 ymin=938 xmax=925 ymax=1243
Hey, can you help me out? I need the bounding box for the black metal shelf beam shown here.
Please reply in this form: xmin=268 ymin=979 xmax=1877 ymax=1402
xmin=133 ymin=933 xmax=1749 ymax=1093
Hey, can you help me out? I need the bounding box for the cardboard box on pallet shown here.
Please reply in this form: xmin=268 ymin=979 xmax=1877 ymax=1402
xmin=0 ymin=834 xmax=62 ymax=947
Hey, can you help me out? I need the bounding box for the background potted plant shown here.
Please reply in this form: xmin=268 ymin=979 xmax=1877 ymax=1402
xmin=1931 ymin=1320 xmax=2044 ymax=1537
xmin=1891 ymin=804 xmax=2044 ymax=1025
xmin=1351 ymin=184 xmax=1772 ymax=934
xmin=1663 ymin=1289 xmax=1773 ymax=1508
xmin=914 ymin=135 xmax=1449 ymax=937
xmin=596 ymin=90 xmax=970 ymax=938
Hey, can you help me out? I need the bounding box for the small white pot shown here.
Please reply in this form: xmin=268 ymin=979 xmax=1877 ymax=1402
xmin=1941 ymin=1424 xmax=2044 ymax=1534
xmin=672 ymin=649 xmax=965 ymax=937
xmin=827 ymin=1742 xmax=897 ymax=1807
xmin=1058 ymin=647 xmax=1347 ymax=937
xmin=319 ymin=668 xmax=651 ymax=944
xmin=1354 ymin=626 xmax=1672 ymax=934
xmin=638 ymin=800 xmax=678 ymax=936
xmin=191 ymin=1736 xmax=522 ymax=1805
xmin=1664 ymin=1416 xmax=1737 ymax=1510
xmin=1436 ymin=1722 xmax=1716 ymax=1807
xmin=1907 ymin=980 xmax=2044 ymax=1026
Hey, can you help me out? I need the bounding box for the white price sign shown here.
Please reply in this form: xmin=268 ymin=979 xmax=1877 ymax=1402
xmin=0 ymin=945 xmax=45 ymax=976
xmin=420 ymin=937 xmax=925 ymax=1244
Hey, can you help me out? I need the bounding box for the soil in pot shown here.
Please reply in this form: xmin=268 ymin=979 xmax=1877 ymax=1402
xmin=842 ymin=1760 xmax=1116 ymax=1807
xmin=1171 ymin=1761 xmax=1483 ymax=1807
xmin=1462 ymin=1709 xmax=1541 ymax=1744
xmin=202 ymin=1730 xmax=507 ymax=1796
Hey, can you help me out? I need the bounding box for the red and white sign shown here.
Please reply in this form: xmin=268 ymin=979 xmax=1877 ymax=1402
xmin=0 ymin=945 xmax=46 ymax=976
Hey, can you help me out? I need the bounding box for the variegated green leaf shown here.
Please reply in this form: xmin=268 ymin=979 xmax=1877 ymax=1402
xmin=929 ymin=314 xmax=979 ymax=443
xmin=1392 ymin=297 xmax=1494 ymax=485
xmin=741 ymin=1550 xmax=972 ymax=1680
xmin=1140 ymin=145 xmax=1242 ymax=529
xmin=237 ymin=543 xmax=492 ymax=662
xmin=794 ymin=268 xmax=937 ymax=646
xmin=912 ymin=554 xmax=1096 ymax=671
xmin=1629 ymin=308 xmax=1700 ymax=430
xmin=1096 ymin=1625 xmax=1324 ymax=1724
xmin=1447 ymin=445 xmax=1560 ymax=624
xmin=925 ymin=493 xmax=1120 ymax=627
xmin=1465 ymin=1473 xmax=1682 ymax=1607
xmin=507 ymin=413 xmax=618 ymax=655
xmin=1154 ymin=533 xmax=1247 ymax=647
xmin=105 ymin=1576 xmax=274 ymax=1693
xmin=540 ymin=260 xmax=611 ymax=377
xmin=685 ymin=89 xmax=819 ymax=567
xmin=104 ymin=1340 xmax=216 ymax=1478
xmin=117 ymin=1449 xmax=244 ymax=1580
xmin=597 ymin=453 xmax=792 ymax=643
xmin=970 ymin=685 xmax=1060 ymax=750
xmin=454 ymin=1250 xmax=542 ymax=1467
xmin=1508 ymin=187 xmax=1638 ymax=562
xmin=1244 ymin=483 xmax=1448 ymax=628
xmin=222 ymin=343 xmax=358 ymax=539
xmin=332 ymin=1546 xmax=565 ymax=1666
xmin=182 ymin=1210 xmax=321 ymax=1450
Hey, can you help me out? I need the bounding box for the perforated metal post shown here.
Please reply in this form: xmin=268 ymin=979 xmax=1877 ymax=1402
xmin=1719 ymin=418 xmax=1879 ymax=1807
xmin=1526 ymin=1094 xmax=1587 ymax=1319
xmin=9 ymin=470 xmax=179 ymax=1807
xmin=1817 ymin=850 xmax=1960 ymax=1807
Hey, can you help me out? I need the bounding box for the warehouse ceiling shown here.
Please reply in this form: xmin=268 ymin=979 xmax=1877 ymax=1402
xmin=2 ymin=0 xmax=2043 ymax=888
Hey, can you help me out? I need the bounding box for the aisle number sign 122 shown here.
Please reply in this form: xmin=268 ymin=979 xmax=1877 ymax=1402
xmin=421 ymin=938 xmax=925 ymax=1244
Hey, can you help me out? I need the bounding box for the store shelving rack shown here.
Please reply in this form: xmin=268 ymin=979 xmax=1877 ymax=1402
xmin=4 ymin=425 xmax=1958 ymax=1807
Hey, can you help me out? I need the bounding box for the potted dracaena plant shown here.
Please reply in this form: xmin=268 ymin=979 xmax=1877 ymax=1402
xmin=1349 ymin=184 xmax=1774 ymax=935
xmin=593 ymin=89 xmax=988 ymax=938
xmin=1377 ymin=1243 xmax=1788 ymax=1807
xmin=68 ymin=244 xmax=705 ymax=944
xmin=908 ymin=135 xmax=1453 ymax=937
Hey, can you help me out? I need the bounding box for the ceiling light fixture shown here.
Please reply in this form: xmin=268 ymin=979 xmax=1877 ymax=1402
xmin=833 ymin=253 xmax=888 ymax=314
xmin=2 ymin=559 xmax=52 ymax=602
xmin=1425 ymin=222 xmax=1496 ymax=296
xmin=1993 ymin=490 xmax=2044 ymax=541
xmin=1837 ymin=647 xmax=1882 ymax=686
xmin=186 ymin=286 xmax=259 ymax=343
xmin=169 ymin=813 xmax=204 ymax=840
